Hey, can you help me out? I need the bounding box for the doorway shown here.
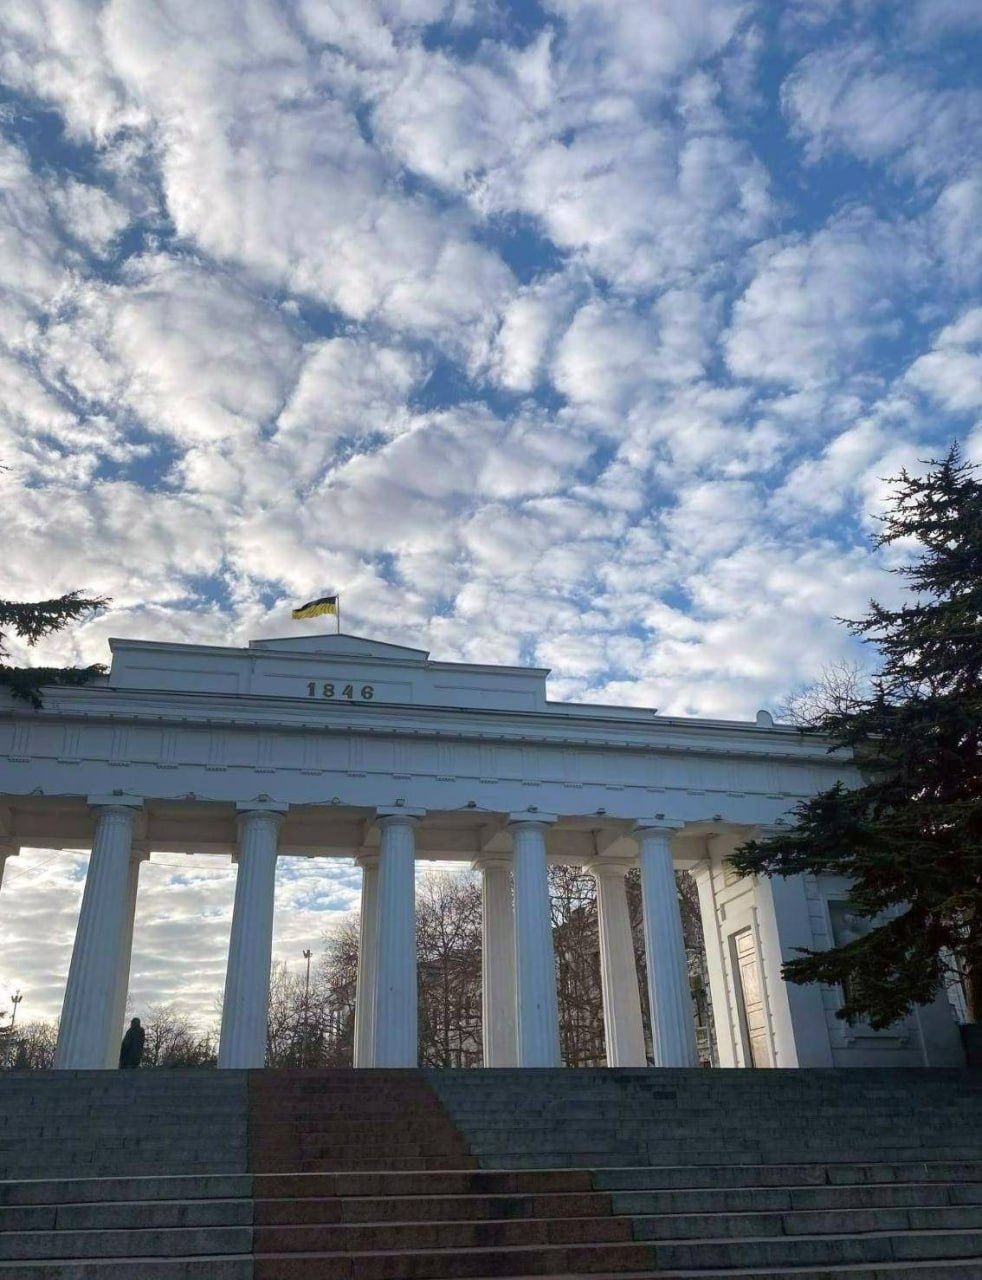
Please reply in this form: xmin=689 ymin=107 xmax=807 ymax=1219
xmin=732 ymin=927 xmax=770 ymax=1068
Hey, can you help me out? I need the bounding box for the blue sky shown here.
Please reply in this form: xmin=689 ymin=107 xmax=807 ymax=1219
xmin=1 ymin=0 xmax=980 ymax=1025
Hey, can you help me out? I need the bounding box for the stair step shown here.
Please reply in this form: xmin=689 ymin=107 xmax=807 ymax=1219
xmin=253 ymin=1213 xmax=632 ymax=1252
xmin=253 ymin=1240 xmax=662 ymax=1279
xmin=0 ymin=1226 xmax=252 ymax=1262
xmin=0 ymin=1257 xmax=251 ymax=1278
xmin=254 ymin=1190 xmax=613 ymax=1224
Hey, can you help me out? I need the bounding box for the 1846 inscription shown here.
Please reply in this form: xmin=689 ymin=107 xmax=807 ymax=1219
xmin=307 ymin=681 xmax=374 ymax=700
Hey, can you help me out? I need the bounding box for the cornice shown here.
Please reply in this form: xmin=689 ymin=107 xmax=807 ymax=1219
xmin=0 ymin=684 xmax=849 ymax=771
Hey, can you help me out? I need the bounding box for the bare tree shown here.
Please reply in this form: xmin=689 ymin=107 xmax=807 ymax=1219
xmin=142 ymin=1004 xmax=217 ymax=1067
xmin=7 ymin=1020 xmax=58 ymax=1069
xmin=416 ymin=872 xmax=483 ymax=1067
xmin=317 ymin=917 xmax=359 ymax=1065
xmin=777 ymin=659 xmax=869 ymax=728
xmin=550 ymin=866 xmax=606 ymax=1067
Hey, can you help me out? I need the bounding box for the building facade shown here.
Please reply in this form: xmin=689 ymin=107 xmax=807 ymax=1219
xmin=0 ymin=632 xmax=964 ymax=1071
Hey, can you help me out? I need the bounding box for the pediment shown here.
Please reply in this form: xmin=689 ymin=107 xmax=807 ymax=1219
xmin=248 ymin=632 xmax=430 ymax=662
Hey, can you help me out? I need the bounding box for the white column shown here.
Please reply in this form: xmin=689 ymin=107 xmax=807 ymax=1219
xmin=509 ymin=814 xmax=561 ymax=1068
xmin=105 ymin=847 xmax=149 ymax=1068
xmin=473 ymin=856 xmax=517 ymax=1068
xmin=218 ymin=805 xmax=286 ymax=1069
xmin=692 ymin=853 xmax=739 ymax=1068
xmin=587 ymin=860 xmax=647 ymax=1067
xmin=373 ymin=808 xmax=423 ymax=1067
xmin=353 ymin=853 xmax=379 ymax=1068
xmin=636 ymin=820 xmax=699 ymax=1068
xmin=0 ymin=845 xmax=18 ymax=893
xmin=55 ymin=800 xmax=143 ymax=1070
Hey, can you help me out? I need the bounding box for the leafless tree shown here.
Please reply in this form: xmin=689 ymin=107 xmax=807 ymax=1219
xmin=777 ymin=659 xmax=870 ymax=728
xmin=6 ymin=1019 xmax=58 ymax=1069
xmin=416 ymin=871 xmax=483 ymax=1067
xmin=317 ymin=916 xmax=359 ymax=1065
xmin=142 ymin=1004 xmax=217 ymax=1067
xmin=550 ymin=866 xmax=606 ymax=1066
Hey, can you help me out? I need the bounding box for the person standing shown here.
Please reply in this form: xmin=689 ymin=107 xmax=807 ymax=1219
xmin=119 ymin=1017 xmax=145 ymax=1069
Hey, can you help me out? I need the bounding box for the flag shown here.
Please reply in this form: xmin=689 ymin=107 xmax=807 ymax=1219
xmin=292 ymin=595 xmax=338 ymax=620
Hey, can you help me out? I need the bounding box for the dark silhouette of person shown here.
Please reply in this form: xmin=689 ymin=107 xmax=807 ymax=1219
xmin=119 ymin=1017 xmax=145 ymax=1069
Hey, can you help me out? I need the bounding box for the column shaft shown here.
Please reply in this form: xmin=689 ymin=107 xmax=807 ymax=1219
xmin=510 ymin=817 xmax=561 ymax=1067
xmin=637 ymin=824 xmax=699 ymax=1067
xmin=55 ymin=805 xmax=141 ymax=1070
xmin=353 ymin=854 xmax=380 ymax=1068
xmin=475 ymin=858 xmax=517 ymax=1067
xmin=105 ymin=850 xmax=147 ymax=1068
xmin=218 ymin=808 xmax=283 ymax=1069
xmin=373 ymin=812 xmax=421 ymax=1067
xmin=589 ymin=863 xmax=647 ymax=1067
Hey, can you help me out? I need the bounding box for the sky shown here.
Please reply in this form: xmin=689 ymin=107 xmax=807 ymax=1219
xmin=1 ymin=0 xmax=981 ymax=1031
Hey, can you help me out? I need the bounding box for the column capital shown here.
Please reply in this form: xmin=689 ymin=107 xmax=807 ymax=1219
xmin=507 ymin=811 xmax=558 ymax=831
xmin=375 ymin=806 xmax=425 ymax=827
xmin=236 ymin=805 xmax=286 ymax=838
xmin=236 ymin=800 xmax=289 ymax=815
xmin=354 ymin=851 xmax=380 ymax=870
xmin=585 ymin=858 xmax=634 ymax=879
xmin=88 ymin=794 xmax=143 ymax=815
xmin=634 ymin=818 xmax=684 ymax=838
xmin=472 ymin=854 xmax=512 ymax=873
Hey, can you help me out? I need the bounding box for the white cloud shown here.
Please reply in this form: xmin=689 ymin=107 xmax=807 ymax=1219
xmin=48 ymin=177 xmax=131 ymax=255
xmin=0 ymin=0 xmax=979 ymax=1024
xmin=41 ymin=254 xmax=301 ymax=446
xmin=725 ymin=210 xmax=926 ymax=387
xmin=782 ymin=41 xmax=981 ymax=185
xmin=906 ymin=308 xmax=982 ymax=414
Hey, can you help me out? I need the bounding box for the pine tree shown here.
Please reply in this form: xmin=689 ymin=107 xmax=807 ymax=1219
xmin=0 ymin=591 xmax=109 ymax=707
xmin=730 ymin=446 xmax=982 ymax=1026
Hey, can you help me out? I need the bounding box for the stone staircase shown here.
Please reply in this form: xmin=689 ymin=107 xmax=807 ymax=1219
xmin=0 ymin=1067 xmax=981 ymax=1277
xmin=0 ymin=1070 xmax=248 ymax=1178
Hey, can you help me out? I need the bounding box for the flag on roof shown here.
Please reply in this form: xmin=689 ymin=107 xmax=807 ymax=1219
xmin=291 ymin=595 xmax=338 ymax=620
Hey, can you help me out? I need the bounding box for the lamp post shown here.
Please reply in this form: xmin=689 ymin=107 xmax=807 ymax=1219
xmin=301 ymin=950 xmax=312 ymax=1068
xmin=9 ymin=992 xmax=22 ymax=1030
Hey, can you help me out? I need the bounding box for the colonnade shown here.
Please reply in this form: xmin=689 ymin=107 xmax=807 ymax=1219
xmin=49 ymin=800 xmax=699 ymax=1071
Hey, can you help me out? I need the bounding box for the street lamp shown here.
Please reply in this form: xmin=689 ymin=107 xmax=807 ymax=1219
xmin=301 ymin=950 xmax=312 ymax=1068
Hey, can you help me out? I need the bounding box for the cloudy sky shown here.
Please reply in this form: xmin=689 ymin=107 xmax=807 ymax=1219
xmin=1 ymin=0 xmax=980 ymax=1030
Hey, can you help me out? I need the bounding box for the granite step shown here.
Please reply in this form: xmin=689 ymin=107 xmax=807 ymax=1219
xmin=610 ymin=1180 xmax=982 ymax=1216
xmin=0 ymin=1175 xmax=251 ymax=1206
xmin=0 ymin=1258 xmax=251 ymax=1278
xmin=253 ymin=1240 xmax=664 ymax=1279
xmin=0 ymin=1198 xmax=252 ymax=1232
xmin=593 ymin=1163 xmax=982 ymax=1191
xmin=253 ymin=1213 xmax=633 ymax=1252
xmin=0 ymin=1225 xmax=252 ymax=1262
xmin=254 ymin=1189 xmax=613 ymax=1224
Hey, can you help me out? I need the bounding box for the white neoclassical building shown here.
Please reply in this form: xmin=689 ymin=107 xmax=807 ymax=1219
xmin=0 ymin=632 xmax=964 ymax=1071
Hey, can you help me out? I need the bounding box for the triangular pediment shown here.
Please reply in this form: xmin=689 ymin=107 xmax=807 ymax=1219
xmin=248 ymin=632 xmax=430 ymax=661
